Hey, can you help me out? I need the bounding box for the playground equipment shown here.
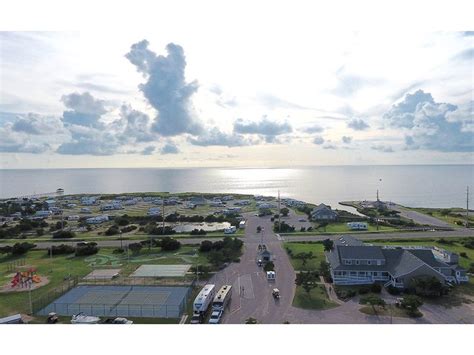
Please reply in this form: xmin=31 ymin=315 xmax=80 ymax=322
xmin=10 ymin=268 xmax=42 ymax=288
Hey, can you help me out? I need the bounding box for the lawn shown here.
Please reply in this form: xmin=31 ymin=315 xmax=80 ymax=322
xmin=280 ymin=222 xmax=396 ymax=236
xmin=0 ymin=251 xmax=93 ymax=317
xmin=359 ymin=304 xmax=413 ymax=318
xmin=0 ymin=245 xmax=210 ymax=318
xmin=408 ymin=207 xmax=474 ymax=228
xmin=292 ymin=285 xmax=338 ymax=310
xmin=284 ymin=242 xmax=326 ymax=271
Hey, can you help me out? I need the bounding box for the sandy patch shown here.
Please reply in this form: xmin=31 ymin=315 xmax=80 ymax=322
xmin=0 ymin=276 xmax=50 ymax=293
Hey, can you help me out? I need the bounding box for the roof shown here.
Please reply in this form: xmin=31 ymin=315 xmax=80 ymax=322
xmin=408 ymin=249 xmax=450 ymax=269
xmin=383 ymin=249 xmax=425 ymax=278
xmin=335 ymin=235 xmax=364 ymax=247
xmin=338 ymin=246 xmax=385 ymax=260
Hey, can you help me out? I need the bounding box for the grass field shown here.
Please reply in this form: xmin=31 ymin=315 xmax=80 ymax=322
xmin=284 ymin=242 xmax=326 ymax=271
xmin=0 ymin=246 xmax=209 ymax=318
xmin=359 ymin=304 xmax=412 ymax=318
xmin=281 ymin=222 xmax=396 ymax=236
xmin=292 ymin=285 xmax=338 ymax=310
xmin=408 ymin=207 xmax=474 ymax=228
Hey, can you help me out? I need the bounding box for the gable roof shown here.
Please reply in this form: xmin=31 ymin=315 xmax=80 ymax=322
xmin=407 ymin=249 xmax=450 ymax=269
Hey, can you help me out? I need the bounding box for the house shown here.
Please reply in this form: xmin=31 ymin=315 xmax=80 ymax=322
xmin=80 ymin=207 xmax=92 ymax=214
xmin=81 ymin=196 xmax=99 ymax=206
xmin=311 ymin=204 xmax=338 ymax=221
xmin=326 ymin=236 xmax=469 ymax=288
xmin=35 ymin=210 xmax=52 ymax=218
xmin=189 ymin=196 xmax=207 ymax=206
xmin=147 ymin=207 xmax=161 ymax=216
xmin=239 ymin=220 xmax=246 ymax=229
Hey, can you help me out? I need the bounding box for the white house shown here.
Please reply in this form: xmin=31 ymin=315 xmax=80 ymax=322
xmin=147 ymin=207 xmax=161 ymax=216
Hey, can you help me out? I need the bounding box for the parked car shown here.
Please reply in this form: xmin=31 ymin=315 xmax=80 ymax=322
xmin=208 ymin=310 xmax=223 ymax=324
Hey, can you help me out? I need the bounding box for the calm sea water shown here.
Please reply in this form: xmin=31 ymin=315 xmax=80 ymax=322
xmin=0 ymin=165 xmax=472 ymax=209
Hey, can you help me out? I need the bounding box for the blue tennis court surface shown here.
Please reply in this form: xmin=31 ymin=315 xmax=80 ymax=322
xmin=37 ymin=285 xmax=191 ymax=318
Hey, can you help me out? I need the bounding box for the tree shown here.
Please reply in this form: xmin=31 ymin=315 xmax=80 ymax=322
xmin=208 ymin=250 xmax=225 ymax=267
xmin=257 ymin=226 xmax=262 ymax=233
xmin=318 ymin=261 xmax=332 ymax=281
xmin=412 ymin=276 xmax=445 ymax=297
xmin=280 ymin=208 xmax=289 ymax=217
xmin=75 ymin=242 xmax=99 ymax=256
xmin=401 ymin=295 xmax=423 ymax=317
xmin=322 ymin=239 xmax=334 ymax=251
xmin=359 ymin=295 xmax=386 ymax=314
xmin=294 ymin=252 xmax=314 ymax=267
xmin=199 ymin=240 xmax=213 ymax=252
xmin=295 ymin=271 xmax=319 ymax=295
xmin=160 ymin=237 xmax=181 ymax=251
xmin=128 ymin=242 xmax=142 ymax=255
xmin=263 ymin=261 xmax=275 ymax=272
xmin=317 ymin=222 xmax=328 ymax=232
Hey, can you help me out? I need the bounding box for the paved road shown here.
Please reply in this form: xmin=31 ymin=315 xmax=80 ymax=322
xmin=390 ymin=205 xmax=453 ymax=228
xmin=1 ymin=228 xmax=473 ymax=250
xmin=211 ymin=214 xmax=296 ymax=324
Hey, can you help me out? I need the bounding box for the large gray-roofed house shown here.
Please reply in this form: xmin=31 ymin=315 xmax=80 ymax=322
xmin=326 ymin=237 xmax=469 ymax=288
xmin=311 ymin=203 xmax=338 ymax=221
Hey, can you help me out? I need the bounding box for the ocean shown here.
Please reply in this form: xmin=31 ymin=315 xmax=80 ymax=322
xmin=0 ymin=165 xmax=472 ymax=209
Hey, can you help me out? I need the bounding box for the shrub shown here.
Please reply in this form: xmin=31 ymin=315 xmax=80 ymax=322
xmin=8 ymin=242 xmax=37 ymax=255
xmin=160 ymin=237 xmax=181 ymax=251
xmin=120 ymin=225 xmax=137 ymax=233
xmin=358 ymin=286 xmax=370 ymax=295
xmin=51 ymin=244 xmax=75 ymax=255
xmin=386 ymin=285 xmax=401 ymax=295
xmin=105 ymin=225 xmax=120 ymax=236
xmin=128 ymin=242 xmax=143 ymax=255
xmin=190 ymin=228 xmax=207 ymax=235
xmin=370 ymin=283 xmax=382 ymax=293
xmin=460 ymin=252 xmax=468 ymax=258
xmin=36 ymin=228 xmax=44 ymax=236
xmin=75 ymin=242 xmax=99 ymax=256
xmin=113 ymin=248 xmax=125 ymax=254
xmin=52 ymin=230 xmax=75 ymax=239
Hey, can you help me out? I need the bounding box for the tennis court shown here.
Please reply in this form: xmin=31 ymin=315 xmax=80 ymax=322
xmin=130 ymin=264 xmax=191 ymax=277
xmin=37 ymin=285 xmax=191 ymax=318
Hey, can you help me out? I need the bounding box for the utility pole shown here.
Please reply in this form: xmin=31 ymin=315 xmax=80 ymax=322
xmin=278 ymin=190 xmax=281 ymax=233
xmin=162 ymin=198 xmax=165 ymax=235
xmin=376 ymin=189 xmax=379 ymax=231
xmin=467 ymin=186 xmax=470 ymax=228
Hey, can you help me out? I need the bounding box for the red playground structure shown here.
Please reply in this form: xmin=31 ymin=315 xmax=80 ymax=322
xmin=10 ymin=268 xmax=42 ymax=288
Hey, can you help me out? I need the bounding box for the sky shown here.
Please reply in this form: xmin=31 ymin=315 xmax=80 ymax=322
xmin=0 ymin=28 xmax=473 ymax=168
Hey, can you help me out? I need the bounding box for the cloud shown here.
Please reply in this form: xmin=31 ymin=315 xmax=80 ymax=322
xmin=125 ymin=40 xmax=202 ymax=136
xmin=61 ymin=92 xmax=107 ymax=128
xmin=141 ymin=146 xmax=156 ymax=155
xmin=347 ymin=118 xmax=370 ymax=131
xmin=160 ymin=142 xmax=179 ymax=154
xmin=300 ymin=124 xmax=324 ymax=134
xmin=371 ymin=145 xmax=394 ymax=153
xmin=233 ymin=118 xmax=292 ymax=142
xmin=56 ymin=125 xmax=121 ymax=155
xmin=188 ymin=127 xmax=249 ymax=147
xmin=384 ymin=90 xmax=473 ymax=152
xmin=114 ymin=105 xmax=155 ymax=143
xmin=313 ymin=136 xmax=325 ymax=145
xmin=452 ymin=48 xmax=474 ymax=62
xmin=11 ymin=113 xmax=64 ymax=135
xmin=257 ymin=94 xmax=313 ymax=110
xmin=0 ymin=123 xmax=51 ymax=153
xmin=332 ymin=67 xmax=385 ymax=97
xmin=323 ymin=144 xmax=337 ymax=150
xmin=342 ymin=136 xmax=352 ymax=144
xmin=463 ymin=31 xmax=474 ymax=37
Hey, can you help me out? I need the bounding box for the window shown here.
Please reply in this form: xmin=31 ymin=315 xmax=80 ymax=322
xmin=377 ymin=260 xmax=382 ymax=265
xmin=345 ymin=260 xmax=352 ymax=265
xmin=355 ymin=260 xmax=360 ymax=265
xmin=367 ymin=260 xmax=372 ymax=265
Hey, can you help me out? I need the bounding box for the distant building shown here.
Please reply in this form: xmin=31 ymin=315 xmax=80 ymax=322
xmin=189 ymin=196 xmax=207 ymax=206
xmin=326 ymin=236 xmax=469 ymax=287
xmin=86 ymin=215 xmax=109 ymax=224
xmin=311 ymin=204 xmax=338 ymax=221
xmin=147 ymin=207 xmax=161 ymax=216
